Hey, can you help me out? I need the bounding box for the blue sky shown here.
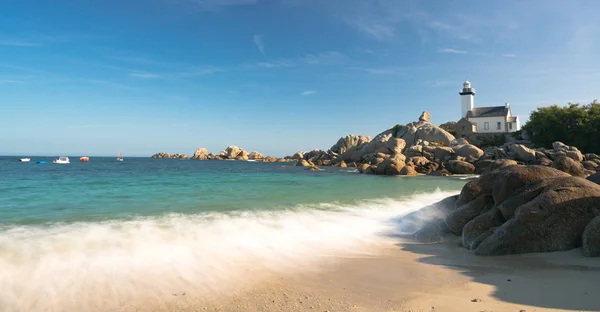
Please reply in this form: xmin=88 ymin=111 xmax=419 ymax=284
xmin=1 ymin=0 xmax=599 ymax=157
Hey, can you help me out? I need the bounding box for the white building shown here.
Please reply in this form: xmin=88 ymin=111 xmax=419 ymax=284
xmin=458 ymin=80 xmax=520 ymax=134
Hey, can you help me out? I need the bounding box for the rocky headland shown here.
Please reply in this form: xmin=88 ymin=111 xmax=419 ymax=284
xmin=150 ymin=111 xmax=600 ymax=179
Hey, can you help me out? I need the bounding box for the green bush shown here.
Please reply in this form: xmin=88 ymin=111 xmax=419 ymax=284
xmin=391 ymin=124 xmax=401 ymax=137
xmin=522 ymin=100 xmax=600 ymax=153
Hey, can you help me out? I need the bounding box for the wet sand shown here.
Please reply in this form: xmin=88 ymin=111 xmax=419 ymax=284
xmin=123 ymin=237 xmax=600 ymax=312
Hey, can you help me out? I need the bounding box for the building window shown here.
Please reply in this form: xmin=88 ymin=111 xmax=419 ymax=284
xmin=484 ymin=122 xmax=489 ymax=130
xmin=497 ymin=122 xmax=502 ymax=130
xmin=461 ymin=126 xmax=466 ymax=131
xmin=509 ymin=122 xmax=513 ymax=130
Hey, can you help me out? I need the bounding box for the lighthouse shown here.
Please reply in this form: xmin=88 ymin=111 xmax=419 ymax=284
xmin=459 ymin=80 xmax=475 ymax=118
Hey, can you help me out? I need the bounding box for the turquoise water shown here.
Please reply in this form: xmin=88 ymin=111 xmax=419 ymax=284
xmin=0 ymin=156 xmax=467 ymax=311
xmin=0 ymin=157 xmax=465 ymax=225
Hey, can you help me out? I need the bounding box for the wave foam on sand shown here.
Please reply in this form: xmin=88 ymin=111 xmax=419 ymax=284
xmin=0 ymin=190 xmax=456 ymax=311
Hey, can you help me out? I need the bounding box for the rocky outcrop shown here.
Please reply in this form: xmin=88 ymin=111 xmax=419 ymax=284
xmin=552 ymin=156 xmax=586 ymax=177
xmin=454 ymin=144 xmax=484 ymax=159
xmin=446 ymin=160 xmax=475 ymax=175
xmin=329 ymin=135 xmax=371 ymax=155
xmin=400 ymin=165 xmax=418 ymax=176
xmin=507 ymin=144 xmax=536 ymax=162
xmin=220 ymin=146 xmax=243 ymax=159
xmin=391 ymin=119 xmax=455 ymax=147
xmin=150 ymin=152 xmax=189 ymax=159
xmin=191 ymin=148 xmax=209 ymax=160
xmin=419 ymin=111 xmax=431 ymax=122
xmin=296 ymin=159 xmax=312 ymax=167
xmin=583 ymin=216 xmax=600 ymax=257
xmin=151 ymin=152 xmax=172 ymax=159
xmin=248 ymin=151 xmax=264 ymax=160
xmin=400 ymin=163 xmax=600 ymax=257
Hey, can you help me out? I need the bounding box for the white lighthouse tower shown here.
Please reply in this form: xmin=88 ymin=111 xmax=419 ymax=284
xmin=460 ymin=80 xmax=475 ymax=118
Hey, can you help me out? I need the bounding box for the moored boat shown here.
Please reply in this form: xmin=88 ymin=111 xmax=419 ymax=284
xmin=19 ymin=158 xmax=31 ymax=162
xmin=80 ymin=157 xmax=90 ymax=162
xmin=53 ymin=156 xmax=70 ymax=164
xmin=117 ymin=149 xmax=123 ymax=162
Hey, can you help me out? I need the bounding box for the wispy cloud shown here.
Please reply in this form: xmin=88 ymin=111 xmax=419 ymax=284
xmin=86 ymin=79 xmax=135 ymax=90
xmin=440 ymin=48 xmax=468 ymax=54
xmin=107 ymin=55 xmax=158 ymax=65
xmin=129 ymin=72 xmax=161 ymax=79
xmin=347 ymin=67 xmax=403 ymax=75
xmin=0 ymin=64 xmax=35 ymax=72
xmin=0 ymin=40 xmax=43 ymax=47
xmin=175 ymin=66 xmax=226 ymax=77
xmin=301 ymin=51 xmax=346 ymax=65
xmin=253 ymin=34 xmax=265 ymax=55
xmin=301 ymin=90 xmax=317 ymax=96
xmin=0 ymin=79 xmax=25 ymax=84
xmin=502 ymin=53 xmax=518 ymax=58
xmin=254 ymin=60 xmax=294 ymax=68
xmin=351 ymin=21 xmax=395 ymax=41
xmin=187 ymin=0 xmax=257 ymax=11
xmin=69 ymin=124 xmax=121 ymax=129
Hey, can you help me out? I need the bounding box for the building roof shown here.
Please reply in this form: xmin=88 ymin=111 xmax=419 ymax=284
xmin=467 ymin=106 xmax=509 ymax=118
xmin=507 ymin=116 xmax=518 ymax=122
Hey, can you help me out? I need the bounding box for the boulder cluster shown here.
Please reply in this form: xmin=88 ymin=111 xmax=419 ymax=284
xmin=150 ymin=152 xmax=190 ymax=159
xmin=151 ymin=146 xmax=293 ymax=163
xmin=398 ymin=160 xmax=600 ymax=257
xmin=289 ymin=112 xmax=600 ymax=178
xmin=288 ymin=112 xmax=480 ymax=176
xmin=152 ymin=111 xmax=600 ymax=179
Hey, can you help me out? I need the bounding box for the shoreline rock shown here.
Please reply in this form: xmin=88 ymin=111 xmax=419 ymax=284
xmin=399 ymin=161 xmax=600 ymax=257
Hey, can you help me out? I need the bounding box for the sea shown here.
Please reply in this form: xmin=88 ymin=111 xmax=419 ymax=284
xmin=0 ymin=156 xmax=467 ymax=311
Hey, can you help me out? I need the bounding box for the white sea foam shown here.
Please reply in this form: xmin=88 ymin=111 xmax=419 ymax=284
xmin=0 ymin=190 xmax=456 ymax=311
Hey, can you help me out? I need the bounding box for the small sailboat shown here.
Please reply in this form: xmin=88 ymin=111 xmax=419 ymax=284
xmin=117 ymin=150 xmax=123 ymax=162
xmin=80 ymin=157 xmax=90 ymax=162
xmin=19 ymin=158 xmax=31 ymax=162
xmin=53 ymin=156 xmax=70 ymax=164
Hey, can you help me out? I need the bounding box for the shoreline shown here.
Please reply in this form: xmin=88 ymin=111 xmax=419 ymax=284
xmin=121 ymin=238 xmax=600 ymax=312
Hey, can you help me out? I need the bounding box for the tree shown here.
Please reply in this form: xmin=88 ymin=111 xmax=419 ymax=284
xmin=522 ymin=101 xmax=600 ymax=153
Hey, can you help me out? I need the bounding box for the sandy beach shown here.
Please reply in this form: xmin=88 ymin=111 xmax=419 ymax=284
xmin=120 ymin=237 xmax=600 ymax=312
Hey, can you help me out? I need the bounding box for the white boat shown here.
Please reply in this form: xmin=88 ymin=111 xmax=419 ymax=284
xmin=19 ymin=158 xmax=31 ymax=162
xmin=53 ymin=156 xmax=70 ymax=164
xmin=117 ymin=149 xmax=123 ymax=162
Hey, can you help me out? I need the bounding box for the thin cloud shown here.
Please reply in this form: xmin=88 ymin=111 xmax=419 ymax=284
xmin=0 ymin=64 xmax=35 ymax=71
xmin=255 ymin=60 xmax=294 ymax=68
xmin=502 ymin=53 xmax=517 ymax=58
xmin=344 ymin=17 xmax=395 ymax=41
xmin=440 ymin=48 xmax=468 ymax=54
xmin=86 ymin=79 xmax=136 ymax=90
xmin=301 ymin=51 xmax=346 ymax=65
xmin=0 ymin=40 xmax=43 ymax=47
xmin=0 ymin=80 xmax=25 ymax=84
xmin=347 ymin=67 xmax=403 ymax=75
xmin=129 ymin=72 xmax=161 ymax=79
xmin=187 ymin=0 xmax=257 ymax=11
xmin=253 ymin=34 xmax=265 ymax=55
xmin=301 ymin=90 xmax=317 ymax=96
xmin=69 ymin=124 xmax=121 ymax=129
